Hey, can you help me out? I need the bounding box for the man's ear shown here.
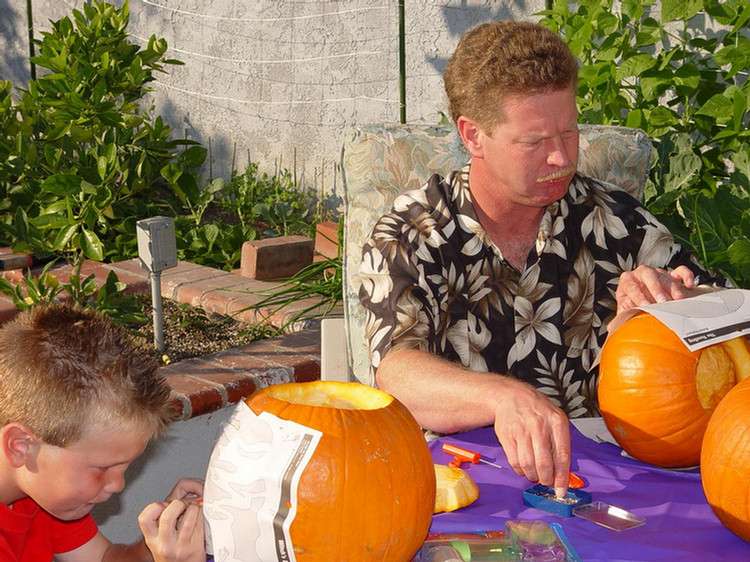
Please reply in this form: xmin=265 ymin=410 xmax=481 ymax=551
xmin=456 ymin=116 xmax=485 ymax=159
xmin=2 ymin=424 xmax=38 ymax=468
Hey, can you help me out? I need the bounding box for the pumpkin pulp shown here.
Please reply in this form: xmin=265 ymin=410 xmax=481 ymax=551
xmin=695 ymin=343 xmax=738 ymax=411
xmin=434 ymin=464 xmax=479 ymax=514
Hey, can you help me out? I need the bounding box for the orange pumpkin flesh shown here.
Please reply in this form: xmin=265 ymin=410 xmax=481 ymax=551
xmin=246 ymin=381 xmax=436 ymax=562
xmin=434 ymin=464 xmax=479 ymax=514
xmin=598 ymin=313 xmax=750 ymax=468
xmin=701 ymin=378 xmax=750 ymax=542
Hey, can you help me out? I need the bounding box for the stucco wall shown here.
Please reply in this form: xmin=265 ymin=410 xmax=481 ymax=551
xmin=0 ymin=0 xmax=545 ymax=198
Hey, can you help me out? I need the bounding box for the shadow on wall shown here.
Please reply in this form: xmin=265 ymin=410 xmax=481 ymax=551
xmin=148 ymin=90 xmax=345 ymax=213
xmin=142 ymin=91 xmax=345 ymax=216
xmin=0 ymin=0 xmax=31 ymax=86
xmin=430 ymin=1 xmax=530 ymax=75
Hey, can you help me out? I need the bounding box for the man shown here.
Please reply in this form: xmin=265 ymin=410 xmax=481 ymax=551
xmin=358 ymin=20 xmax=722 ymax=498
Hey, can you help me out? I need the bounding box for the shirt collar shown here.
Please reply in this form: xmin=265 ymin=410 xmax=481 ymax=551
xmin=453 ymin=160 xmax=559 ymax=258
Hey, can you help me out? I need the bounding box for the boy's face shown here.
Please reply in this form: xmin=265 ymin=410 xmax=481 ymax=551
xmin=23 ymin=422 xmax=151 ymax=520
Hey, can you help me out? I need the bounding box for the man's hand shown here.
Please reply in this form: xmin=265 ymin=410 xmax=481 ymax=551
xmin=492 ymin=379 xmax=571 ymax=497
xmin=378 ymin=349 xmax=573 ymax=497
xmin=616 ymin=265 xmax=695 ymax=314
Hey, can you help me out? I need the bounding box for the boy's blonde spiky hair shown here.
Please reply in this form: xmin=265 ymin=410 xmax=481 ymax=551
xmin=0 ymin=303 xmax=174 ymax=447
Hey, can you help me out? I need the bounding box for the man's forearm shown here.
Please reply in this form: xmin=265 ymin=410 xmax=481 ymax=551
xmin=376 ymin=348 xmax=529 ymax=433
xmin=377 ymin=347 xmax=572 ymax=496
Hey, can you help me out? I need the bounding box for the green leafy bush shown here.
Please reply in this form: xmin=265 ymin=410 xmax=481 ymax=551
xmin=0 ymin=0 xmax=334 ymax=335
xmin=220 ymin=162 xmax=318 ymax=239
xmin=0 ymin=262 xmax=146 ymax=326
xmin=175 ymin=162 xmax=324 ymax=271
xmin=539 ymin=0 xmax=750 ymax=286
xmin=0 ymin=0 xmax=204 ymax=267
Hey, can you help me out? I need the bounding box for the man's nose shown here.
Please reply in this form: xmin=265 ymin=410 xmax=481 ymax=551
xmin=547 ymin=137 xmax=572 ymax=168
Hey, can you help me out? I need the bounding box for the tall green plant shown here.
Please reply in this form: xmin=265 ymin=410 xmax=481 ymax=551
xmin=0 ymin=0 xmax=205 ymax=267
xmin=221 ymin=162 xmax=317 ymax=238
xmin=174 ymin=162 xmax=325 ymax=271
xmin=539 ymin=0 xmax=750 ymax=286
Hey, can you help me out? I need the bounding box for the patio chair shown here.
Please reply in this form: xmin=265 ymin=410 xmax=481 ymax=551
xmin=330 ymin=123 xmax=653 ymax=386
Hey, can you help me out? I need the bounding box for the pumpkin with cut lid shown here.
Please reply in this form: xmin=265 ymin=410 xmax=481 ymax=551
xmin=598 ymin=313 xmax=750 ymax=468
xmin=244 ymin=381 xmax=436 ymax=562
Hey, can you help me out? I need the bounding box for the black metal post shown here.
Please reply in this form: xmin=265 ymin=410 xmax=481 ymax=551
xmin=26 ymin=0 xmax=36 ymax=79
xmin=399 ymin=0 xmax=406 ymax=124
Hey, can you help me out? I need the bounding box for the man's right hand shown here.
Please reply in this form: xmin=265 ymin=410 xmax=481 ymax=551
xmin=376 ymin=348 xmax=572 ymax=498
xmin=492 ymin=379 xmax=571 ymax=497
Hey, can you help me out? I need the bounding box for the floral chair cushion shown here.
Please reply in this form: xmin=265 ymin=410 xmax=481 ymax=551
xmin=341 ymin=123 xmax=653 ymax=385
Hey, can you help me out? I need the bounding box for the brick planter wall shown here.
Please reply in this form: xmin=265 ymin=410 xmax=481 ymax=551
xmin=0 ymin=251 xmax=328 ymax=420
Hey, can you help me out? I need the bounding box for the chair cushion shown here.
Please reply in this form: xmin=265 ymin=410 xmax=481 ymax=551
xmin=341 ymin=123 xmax=652 ymax=385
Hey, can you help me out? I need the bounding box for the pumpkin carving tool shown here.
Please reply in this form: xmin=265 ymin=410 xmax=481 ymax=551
xmin=442 ymin=442 xmax=586 ymax=489
xmin=442 ymin=443 xmax=504 ymax=469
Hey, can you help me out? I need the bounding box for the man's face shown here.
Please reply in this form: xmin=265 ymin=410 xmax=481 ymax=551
xmin=21 ymin=422 xmax=150 ymax=520
xmin=469 ymin=86 xmax=579 ymax=212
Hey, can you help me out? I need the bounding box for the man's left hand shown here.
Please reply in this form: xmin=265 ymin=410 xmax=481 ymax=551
xmin=615 ymin=265 xmax=695 ymax=314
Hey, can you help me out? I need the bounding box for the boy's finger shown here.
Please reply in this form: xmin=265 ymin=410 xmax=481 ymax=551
xmin=155 ymin=499 xmax=189 ymax=537
xmin=175 ymin=502 xmax=202 ymax=533
xmin=138 ymin=501 xmax=168 ymax=538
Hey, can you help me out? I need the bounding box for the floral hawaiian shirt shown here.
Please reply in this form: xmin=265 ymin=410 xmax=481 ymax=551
xmin=358 ymin=164 xmax=723 ymax=417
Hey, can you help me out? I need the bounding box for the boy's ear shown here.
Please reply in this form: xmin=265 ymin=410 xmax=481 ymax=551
xmin=456 ymin=116 xmax=486 ymax=159
xmin=2 ymin=424 xmax=39 ymax=468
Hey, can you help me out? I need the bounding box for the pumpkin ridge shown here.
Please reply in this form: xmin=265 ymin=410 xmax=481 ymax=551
xmin=373 ymin=405 xmax=398 ymax=561
xmin=239 ymin=382 xmax=433 ymax=561
xmin=702 ymin=379 xmax=750 ymax=542
xmin=612 ymin=414 xmax=708 ymax=445
xmin=331 ymin=406 xmax=347 ymax=559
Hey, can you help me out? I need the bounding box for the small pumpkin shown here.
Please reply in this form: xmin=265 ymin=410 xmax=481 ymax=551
xmin=701 ymin=377 xmax=750 ymax=542
xmin=598 ymin=313 xmax=750 ymax=467
xmin=244 ymin=381 xmax=436 ymax=562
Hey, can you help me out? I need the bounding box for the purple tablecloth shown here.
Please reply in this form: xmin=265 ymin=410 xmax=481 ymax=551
xmin=429 ymin=424 xmax=750 ymax=562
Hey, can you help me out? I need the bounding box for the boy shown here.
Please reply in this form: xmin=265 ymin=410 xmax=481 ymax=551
xmin=0 ymin=303 xmax=206 ymax=562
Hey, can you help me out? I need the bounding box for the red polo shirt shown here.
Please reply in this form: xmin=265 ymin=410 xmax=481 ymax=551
xmin=0 ymin=498 xmax=98 ymax=561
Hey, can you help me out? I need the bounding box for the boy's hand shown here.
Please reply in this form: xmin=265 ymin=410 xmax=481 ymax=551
xmin=164 ymin=478 xmax=204 ymax=503
xmin=138 ymin=479 xmax=206 ymax=562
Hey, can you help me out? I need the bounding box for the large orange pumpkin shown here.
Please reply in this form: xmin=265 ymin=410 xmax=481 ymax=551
xmin=243 ymin=380 xmax=436 ymax=562
xmin=598 ymin=313 xmax=750 ymax=468
xmin=701 ymin=377 xmax=750 ymax=542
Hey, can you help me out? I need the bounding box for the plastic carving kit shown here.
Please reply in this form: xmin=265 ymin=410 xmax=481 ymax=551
xmin=414 ymin=521 xmax=582 ymax=562
xmin=522 ymin=484 xmax=593 ymax=517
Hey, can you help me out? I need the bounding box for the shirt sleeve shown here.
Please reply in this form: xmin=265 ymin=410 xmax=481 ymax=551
xmin=585 ymin=177 xmax=729 ymax=288
xmin=52 ymin=513 xmax=99 ymax=554
xmin=626 ymin=194 xmax=728 ymax=287
xmin=359 ymin=226 xmax=437 ymax=376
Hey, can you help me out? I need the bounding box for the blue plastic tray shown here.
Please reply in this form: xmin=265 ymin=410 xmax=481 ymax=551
xmin=523 ymin=484 xmax=592 ymax=517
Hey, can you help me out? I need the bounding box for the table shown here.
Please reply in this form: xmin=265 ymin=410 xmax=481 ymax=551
xmin=428 ymin=419 xmax=750 ymax=562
